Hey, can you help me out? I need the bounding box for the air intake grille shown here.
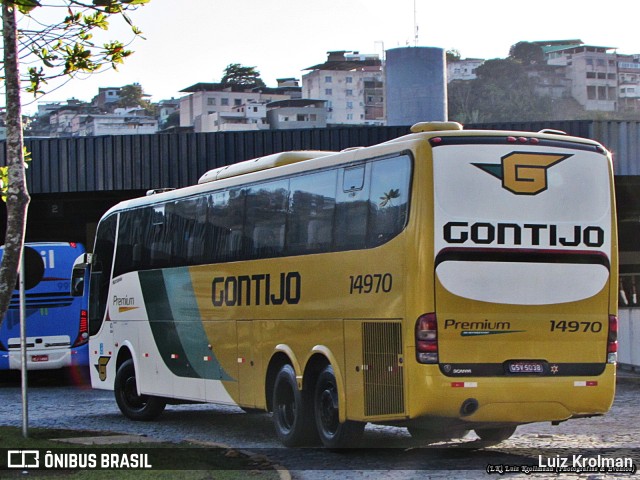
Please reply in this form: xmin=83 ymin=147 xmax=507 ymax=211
xmin=362 ymin=322 xmax=405 ymax=416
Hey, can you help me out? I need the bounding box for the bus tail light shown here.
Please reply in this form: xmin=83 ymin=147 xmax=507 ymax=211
xmin=416 ymin=313 xmax=438 ymax=364
xmin=72 ymin=309 xmax=89 ymax=347
xmin=607 ymin=314 xmax=618 ymax=364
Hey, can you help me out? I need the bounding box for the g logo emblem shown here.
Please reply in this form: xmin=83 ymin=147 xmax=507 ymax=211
xmin=474 ymin=152 xmax=572 ymax=195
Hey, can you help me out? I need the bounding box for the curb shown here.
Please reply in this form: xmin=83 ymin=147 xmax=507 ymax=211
xmin=187 ymin=439 xmax=291 ymax=480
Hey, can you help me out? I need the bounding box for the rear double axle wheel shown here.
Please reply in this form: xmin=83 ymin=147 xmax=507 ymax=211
xmin=271 ymin=363 xmax=365 ymax=448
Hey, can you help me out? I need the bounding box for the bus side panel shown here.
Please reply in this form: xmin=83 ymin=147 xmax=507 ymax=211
xmin=190 ymin=244 xmax=407 ymax=415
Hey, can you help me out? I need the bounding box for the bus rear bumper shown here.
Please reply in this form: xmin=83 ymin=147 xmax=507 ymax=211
xmin=4 ymin=346 xmax=88 ymax=371
xmin=406 ymin=365 xmax=616 ymax=425
xmin=463 ymin=401 xmax=572 ymax=424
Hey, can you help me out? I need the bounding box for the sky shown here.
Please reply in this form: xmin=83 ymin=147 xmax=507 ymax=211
xmin=11 ymin=0 xmax=640 ymax=115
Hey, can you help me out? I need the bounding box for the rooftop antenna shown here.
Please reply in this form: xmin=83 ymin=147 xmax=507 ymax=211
xmin=413 ymin=0 xmax=419 ymax=46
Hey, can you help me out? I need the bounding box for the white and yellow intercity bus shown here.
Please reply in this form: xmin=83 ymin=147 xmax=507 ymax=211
xmin=88 ymin=122 xmax=618 ymax=448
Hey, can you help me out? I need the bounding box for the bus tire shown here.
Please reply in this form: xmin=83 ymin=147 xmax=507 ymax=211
xmin=114 ymin=359 xmax=166 ymax=421
xmin=271 ymin=364 xmax=317 ymax=446
xmin=474 ymin=425 xmax=517 ymax=444
xmin=314 ymin=365 xmax=364 ymax=449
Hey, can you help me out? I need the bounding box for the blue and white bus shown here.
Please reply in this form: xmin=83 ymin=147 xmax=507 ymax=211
xmin=0 ymin=242 xmax=89 ymax=373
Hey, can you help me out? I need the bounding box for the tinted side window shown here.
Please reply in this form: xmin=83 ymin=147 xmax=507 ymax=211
xmin=287 ymin=170 xmax=337 ymax=254
xmin=208 ymin=189 xmax=247 ymax=262
xmin=89 ymin=214 xmax=117 ymax=335
xmin=115 ymin=208 xmax=151 ymax=277
xmin=334 ymin=164 xmax=370 ymax=250
xmin=245 ymin=180 xmax=289 ymax=258
xmin=367 ymin=155 xmax=411 ymax=247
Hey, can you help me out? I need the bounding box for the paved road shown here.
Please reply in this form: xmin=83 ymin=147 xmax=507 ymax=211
xmin=1 ymin=372 xmax=638 ymax=479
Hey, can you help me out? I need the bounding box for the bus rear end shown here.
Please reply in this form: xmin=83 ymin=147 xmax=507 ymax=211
xmin=418 ymin=131 xmax=616 ymax=437
xmin=0 ymin=242 xmax=90 ymax=371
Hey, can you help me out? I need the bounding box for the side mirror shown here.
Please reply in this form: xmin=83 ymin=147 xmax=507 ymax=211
xmin=71 ymin=253 xmax=92 ymax=297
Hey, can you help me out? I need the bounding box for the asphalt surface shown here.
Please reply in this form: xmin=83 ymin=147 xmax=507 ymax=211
xmin=0 ymin=368 xmax=639 ymax=479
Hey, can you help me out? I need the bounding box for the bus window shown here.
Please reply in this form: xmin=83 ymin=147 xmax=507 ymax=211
xmin=335 ymin=164 xmax=370 ymax=250
xmin=71 ymin=267 xmax=85 ymax=297
xmin=367 ymin=155 xmax=412 ymax=247
xmin=89 ymin=215 xmax=117 ymax=336
xmin=288 ymin=170 xmax=337 ymax=254
xmin=343 ymin=165 xmax=365 ymax=191
xmin=245 ymin=180 xmax=289 ymax=258
xmin=209 ymin=189 xmax=247 ymax=262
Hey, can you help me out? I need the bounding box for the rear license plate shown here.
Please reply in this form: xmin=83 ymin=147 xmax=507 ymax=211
xmin=508 ymin=361 xmax=544 ymax=374
xmin=31 ymin=355 xmax=48 ymax=362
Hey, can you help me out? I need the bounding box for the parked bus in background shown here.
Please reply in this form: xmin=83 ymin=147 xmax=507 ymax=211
xmin=88 ymin=122 xmax=618 ymax=448
xmin=0 ymin=242 xmax=90 ymax=375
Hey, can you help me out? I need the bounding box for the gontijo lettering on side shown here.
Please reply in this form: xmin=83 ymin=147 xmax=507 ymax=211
xmin=211 ymin=272 xmax=301 ymax=307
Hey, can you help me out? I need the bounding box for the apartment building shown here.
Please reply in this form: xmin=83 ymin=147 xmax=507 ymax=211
xmin=618 ymin=54 xmax=640 ymax=112
xmin=542 ymin=41 xmax=619 ymax=111
xmin=93 ymin=87 xmax=122 ymax=110
xmin=447 ymin=58 xmax=484 ymax=82
xmin=179 ymin=81 xmax=298 ymax=132
xmin=79 ymin=108 xmax=158 ymax=136
xmin=49 ymin=103 xmax=100 ymax=137
xmin=302 ymin=51 xmax=385 ymax=126
xmin=266 ymin=99 xmax=327 ymax=129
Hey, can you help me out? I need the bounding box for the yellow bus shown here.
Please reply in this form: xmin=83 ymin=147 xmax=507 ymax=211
xmin=88 ymin=122 xmax=618 ymax=448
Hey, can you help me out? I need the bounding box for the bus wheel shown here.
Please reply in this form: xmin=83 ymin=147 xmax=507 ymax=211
xmin=474 ymin=426 xmax=517 ymax=444
xmin=272 ymin=364 xmax=317 ymax=446
xmin=114 ymin=359 xmax=166 ymax=421
xmin=314 ymin=365 xmax=364 ymax=449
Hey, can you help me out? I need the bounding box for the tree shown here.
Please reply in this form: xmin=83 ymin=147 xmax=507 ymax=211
xmin=509 ymin=41 xmax=544 ymax=65
xmin=0 ymin=0 xmax=151 ymax=331
xmin=117 ymin=83 xmax=145 ymax=107
xmin=448 ymin=58 xmax=553 ymax=123
xmin=117 ymin=83 xmax=156 ymax=115
xmin=220 ymin=63 xmax=266 ymax=88
xmin=446 ymin=49 xmax=461 ymax=63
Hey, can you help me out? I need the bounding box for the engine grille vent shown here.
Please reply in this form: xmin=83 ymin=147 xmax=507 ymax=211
xmin=362 ymin=321 xmax=405 ymax=416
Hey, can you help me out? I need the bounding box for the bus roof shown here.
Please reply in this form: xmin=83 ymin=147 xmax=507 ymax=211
xmin=198 ymin=151 xmax=333 ymax=184
xmin=101 ymin=121 xmax=606 ymax=218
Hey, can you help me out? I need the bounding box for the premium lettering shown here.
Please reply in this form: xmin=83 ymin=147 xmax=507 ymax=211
xmin=212 ymin=272 xmax=301 ymax=307
xmin=443 ymin=221 xmax=604 ymax=248
xmin=444 ymin=319 xmax=511 ymax=330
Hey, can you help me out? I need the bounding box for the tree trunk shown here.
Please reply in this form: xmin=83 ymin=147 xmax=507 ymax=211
xmin=0 ymin=2 xmax=31 ymax=328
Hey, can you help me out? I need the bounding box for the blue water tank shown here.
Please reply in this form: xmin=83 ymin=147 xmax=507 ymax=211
xmin=385 ymin=47 xmax=447 ymax=126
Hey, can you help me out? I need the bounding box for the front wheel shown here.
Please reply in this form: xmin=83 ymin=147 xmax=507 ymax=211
xmin=314 ymin=365 xmax=364 ymax=448
xmin=114 ymin=359 xmax=166 ymax=421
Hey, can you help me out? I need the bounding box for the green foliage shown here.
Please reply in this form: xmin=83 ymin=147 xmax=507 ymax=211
xmin=446 ymin=49 xmax=461 ymax=63
xmin=8 ymin=0 xmax=41 ymax=15
xmin=117 ymin=83 xmax=156 ymax=114
xmin=448 ymin=57 xmax=553 ymax=123
xmin=0 ymin=147 xmax=31 ymax=202
xmin=2 ymin=0 xmax=150 ymax=96
xmin=221 ymin=63 xmax=266 ymax=88
xmin=509 ymin=41 xmax=544 ymax=65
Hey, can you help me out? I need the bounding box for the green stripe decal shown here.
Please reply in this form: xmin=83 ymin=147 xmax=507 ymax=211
xmin=138 ymin=268 xmax=235 ymax=381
